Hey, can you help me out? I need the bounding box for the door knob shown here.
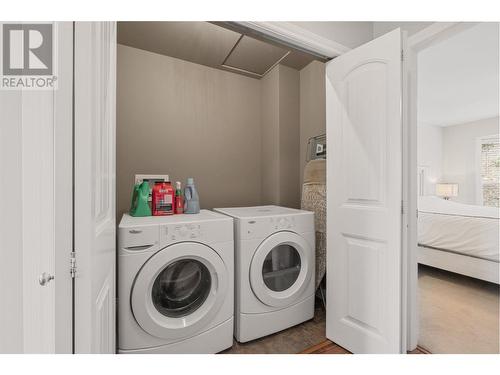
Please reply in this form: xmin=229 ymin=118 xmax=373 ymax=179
xmin=39 ymin=272 xmax=54 ymax=286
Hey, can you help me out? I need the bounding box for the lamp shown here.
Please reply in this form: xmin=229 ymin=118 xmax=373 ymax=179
xmin=435 ymin=183 xmax=459 ymax=200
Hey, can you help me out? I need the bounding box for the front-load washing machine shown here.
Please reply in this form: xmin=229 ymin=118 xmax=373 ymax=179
xmin=213 ymin=206 xmax=315 ymax=343
xmin=118 ymin=210 xmax=234 ymax=353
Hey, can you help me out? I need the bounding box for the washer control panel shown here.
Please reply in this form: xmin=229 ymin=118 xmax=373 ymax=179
xmin=162 ymin=223 xmax=203 ymax=242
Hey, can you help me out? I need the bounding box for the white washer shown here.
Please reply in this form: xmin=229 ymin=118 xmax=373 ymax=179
xmin=118 ymin=210 xmax=234 ymax=353
xmin=213 ymin=206 xmax=315 ymax=343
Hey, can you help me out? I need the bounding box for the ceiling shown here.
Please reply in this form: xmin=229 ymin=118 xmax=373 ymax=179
xmin=117 ymin=22 xmax=321 ymax=79
xmin=418 ymin=23 xmax=499 ymax=127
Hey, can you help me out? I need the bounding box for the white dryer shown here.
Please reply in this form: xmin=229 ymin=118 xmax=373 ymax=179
xmin=213 ymin=206 xmax=315 ymax=343
xmin=118 ymin=210 xmax=234 ymax=353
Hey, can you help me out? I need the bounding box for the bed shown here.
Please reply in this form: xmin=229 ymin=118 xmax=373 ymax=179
xmin=417 ymin=196 xmax=500 ymax=284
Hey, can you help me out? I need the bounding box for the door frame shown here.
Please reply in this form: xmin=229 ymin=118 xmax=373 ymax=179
xmin=73 ymin=21 xmax=117 ymax=353
xmin=403 ymin=22 xmax=479 ymax=351
xmin=53 ymin=21 xmax=74 ymax=354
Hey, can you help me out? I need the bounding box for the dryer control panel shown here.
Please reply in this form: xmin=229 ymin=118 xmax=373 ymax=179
xmin=273 ymin=216 xmax=295 ymax=230
xmin=237 ymin=213 xmax=314 ymax=241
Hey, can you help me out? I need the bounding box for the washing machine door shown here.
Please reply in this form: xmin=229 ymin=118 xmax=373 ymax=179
xmin=249 ymin=231 xmax=313 ymax=308
xmin=131 ymin=242 xmax=227 ymax=340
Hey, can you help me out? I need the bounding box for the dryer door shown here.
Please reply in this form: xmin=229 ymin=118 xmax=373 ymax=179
xmin=250 ymin=231 xmax=313 ymax=308
xmin=131 ymin=242 xmax=227 ymax=340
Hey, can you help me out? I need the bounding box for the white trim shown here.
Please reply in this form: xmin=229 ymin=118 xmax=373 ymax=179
xmin=408 ymin=22 xmax=479 ymax=51
xmin=53 ymin=21 xmax=74 ymax=354
xmin=401 ymin=29 xmax=416 ymax=354
xmin=74 ymin=21 xmax=117 ymax=353
xmin=233 ymin=21 xmax=350 ymax=58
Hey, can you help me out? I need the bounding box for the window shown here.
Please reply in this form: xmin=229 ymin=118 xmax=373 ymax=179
xmin=477 ymin=135 xmax=500 ymax=207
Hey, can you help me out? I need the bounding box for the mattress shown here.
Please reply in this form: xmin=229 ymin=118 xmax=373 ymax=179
xmin=418 ymin=196 xmax=500 ymax=262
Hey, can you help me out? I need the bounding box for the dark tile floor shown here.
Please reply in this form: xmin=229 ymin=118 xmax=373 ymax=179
xmin=222 ymin=304 xmax=326 ymax=354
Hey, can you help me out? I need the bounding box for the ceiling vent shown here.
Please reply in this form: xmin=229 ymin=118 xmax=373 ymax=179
xmin=221 ymin=35 xmax=290 ymax=78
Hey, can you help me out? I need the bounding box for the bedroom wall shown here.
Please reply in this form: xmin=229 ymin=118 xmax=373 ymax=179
xmin=117 ymin=44 xmax=262 ymax=216
xmin=442 ymin=116 xmax=499 ymax=204
xmin=417 ymin=123 xmax=443 ymax=195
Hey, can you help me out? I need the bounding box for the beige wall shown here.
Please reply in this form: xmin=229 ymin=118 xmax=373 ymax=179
xmin=279 ymin=65 xmax=300 ymax=208
xmin=260 ymin=66 xmax=280 ymax=205
xmin=117 ymin=45 xmax=262 ymax=216
xmin=299 ymin=61 xmax=326 ymax=187
xmin=260 ymin=65 xmax=301 ymax=208
xmin=117 ymin=44 xmax=313 ymax=215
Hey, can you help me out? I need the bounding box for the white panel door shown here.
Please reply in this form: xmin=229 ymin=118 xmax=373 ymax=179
xmin=0 ymin=22 xmax=72 ymax=354
xmin=326 ymin=29 xmax=403 ymax=354
xmin=74 ymin=22 xmax=117 ymax=353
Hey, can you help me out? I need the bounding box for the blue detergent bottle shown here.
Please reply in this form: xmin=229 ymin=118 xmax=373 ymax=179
xmin=184 ymin=177 xmax=200 ymax=214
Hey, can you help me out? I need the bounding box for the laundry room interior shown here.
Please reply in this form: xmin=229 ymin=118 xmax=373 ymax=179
xmin=116 ymin=22 xmax=326 ymax=215
xmin=1 ymin=17 xmax=498 ymax=357
xmin=116 ymin=21 xmax=327 ymax=354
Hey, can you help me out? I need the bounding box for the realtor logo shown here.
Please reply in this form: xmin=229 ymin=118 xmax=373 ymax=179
xmin=3 ymin=24 xmax=52 ymax=75
xmin=1 ymin=23 xmax=57 ymax=89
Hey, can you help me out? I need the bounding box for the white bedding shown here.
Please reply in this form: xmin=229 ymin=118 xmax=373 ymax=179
xmin=418 ymin=196 xmax=500 ymax=262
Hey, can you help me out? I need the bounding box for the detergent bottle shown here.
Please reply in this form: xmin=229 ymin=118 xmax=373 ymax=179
xmin=174 ymin=181 xmax=184 ymax=214
xmin=184 ymin=178 xmax=200 ymax=214
xmin=130 ymin=181 xmax=152 ymax=217
xmin=152 ymin=180 xmax=174 ymax=216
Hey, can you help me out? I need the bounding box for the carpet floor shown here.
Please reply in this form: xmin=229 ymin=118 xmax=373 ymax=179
xmin=418 ymin=264 xmax=500 ymax=354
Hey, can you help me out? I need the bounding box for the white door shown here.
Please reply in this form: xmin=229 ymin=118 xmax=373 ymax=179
xmin=0 ymin=21 xmax=72 ymax=353
xmin=326 ymin=29 xmax=404 ymax=354
xmin=74 ymin=22 xmax=117 ymax=353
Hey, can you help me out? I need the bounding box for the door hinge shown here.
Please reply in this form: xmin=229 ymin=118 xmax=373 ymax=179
xmin=70 ymin=251 xmax=76 ymax=278
xmin=401 ymin=49 xmax=404 ymax=61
